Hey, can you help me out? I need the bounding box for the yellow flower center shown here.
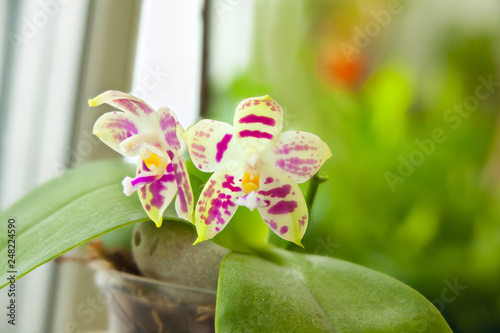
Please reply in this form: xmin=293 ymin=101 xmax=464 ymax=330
xmin=141 ymin=149 xmax=168 ymax=178
xmin=143 ymin=151 xmax=160 ymax=169
xmin=241 ymin=152 xmax=262 ymax=194
xmin=242 ymin=172 xmax=260 ymax=193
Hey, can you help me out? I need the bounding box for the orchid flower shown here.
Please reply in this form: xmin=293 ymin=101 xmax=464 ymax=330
xmin=89 ymin=91 xmax=194 ymax=227
xmin=185 ymin=96 xmax=331 ymax=246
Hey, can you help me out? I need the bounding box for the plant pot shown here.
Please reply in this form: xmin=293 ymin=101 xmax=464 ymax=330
xmin=95 ymin=268 xmax=216 ymax=333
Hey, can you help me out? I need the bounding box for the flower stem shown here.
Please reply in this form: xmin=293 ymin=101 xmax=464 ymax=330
xmin=306 ymin=174 xmax=329 ymax=213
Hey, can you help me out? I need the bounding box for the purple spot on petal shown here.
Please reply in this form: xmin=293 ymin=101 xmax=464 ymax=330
xmin=266 ymin=219 xmax=278 ymax=230
xmin=238 ymin=130 xmax=273 ymax=140
xmin=191 ymin=151 xmax=206 ymax=159
xmin=160 ymin=174 xmax=175 ymax=182
xmin=264 ymin=177 xmax=273 ymax=184
xmin=299 ymin=214 xmax=307 ymax=229
xmin=275 ymin=156 xmax=318 ymax=178
xmin=268 ymin=200 xmax=298 ymax=214
xmin=160 ymin=112 xmax=177 ymax=130
xmin=172 ymin=161 xmax=191 ymax=213
xmin=148 ymin=181 xmax=167 ymax=209
xmin=277 ymin=159 xmax=285 ymax=169
xmin=191 ymin=143 xmax=206 ymax=152
xmin=216 ymin=134 xmax=233 ymax=163
xmin=280 ymin=226 xmax=289 ymax=234
xmin=274 ymin=143 xmax=318 ymax=155
xmin=258 ymin=185 xmax=291 ymax=198
xmin=121 ymin=99 xmax=155 ymax=116
xmin=106 ymin=118 xmax=138 ymax=142
xmin=222 ymin=175 xmax=242 ymax=192
xmin=140 ymin=185 xmax=147 ymax=199
xmin=238 ymin=114 xmax=276 ymax=127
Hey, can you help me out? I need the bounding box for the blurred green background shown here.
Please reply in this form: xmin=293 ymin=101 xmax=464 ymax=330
xmin=204 ymin=0 xmax=500 ymax=332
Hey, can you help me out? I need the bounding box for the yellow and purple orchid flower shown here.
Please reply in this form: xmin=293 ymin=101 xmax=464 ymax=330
xmin=185 ymin=96 xmax=331 ymax=246
xmin=89 ymin=91 xmax=194 ymax=227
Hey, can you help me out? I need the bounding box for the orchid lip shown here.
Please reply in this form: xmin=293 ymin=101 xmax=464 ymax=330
xmin=235 ymin=191 xmax=266 ymax=211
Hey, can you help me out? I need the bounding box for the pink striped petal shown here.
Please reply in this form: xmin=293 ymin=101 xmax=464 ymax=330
xmin=90 ymin=91 xmax=165 ymax=156
xmin=93 ymin=112 xmax=143 ymax=156
xmin=185 ymin=119 xmax=242 ymax=172
xmin=233 ymin=96 xmax=283 ymax=152
xmin=170 ymin=154 xmax=194 ymax=223
xmin=157 ymin=107 xmax=182 ymax=152
xmin=155 ymin=109 xmax=194 ymax=222
xmin=256 ymin=165 xmax=308 ymax=246
xmin=265 ymin=131 xmax=332 ymax=183
xmin=195 ymin=166 xmax=244 ymax=242
xmin=89 ymin=90 xmax=156 ymax=118
xmin=135 ymin=159 xmax=177 ymax=227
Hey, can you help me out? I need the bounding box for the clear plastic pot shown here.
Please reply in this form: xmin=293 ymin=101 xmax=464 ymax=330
xmin=95 ymin=268 xmax=216 ymax=333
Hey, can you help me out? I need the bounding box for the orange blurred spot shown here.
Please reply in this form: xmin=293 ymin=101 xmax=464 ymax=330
xmin=318 ymin=44 xmax=367 ymax=89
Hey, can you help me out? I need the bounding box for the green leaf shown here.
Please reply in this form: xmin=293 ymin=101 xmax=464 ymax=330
xmin=0 ymin=160 xmax=179 ymax=289
xmin=215 ymin=248 xmax=452 ymax=332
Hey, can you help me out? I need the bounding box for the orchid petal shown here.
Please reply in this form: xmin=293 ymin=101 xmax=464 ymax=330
xmin=92 ymin=112 xmax=143 ymax=156
xmin=265 ymin=131 xmax=332 ymax=183
xmin=233 ymin=96 xmax=283 ymax=152
xmin=135 ymin=159 xmax=177 ymax=227
xmin=256 ymin=165 xmax=308 ymax=247
xmin=89 ymin=90 xmax=156 ymax=119
xmin=195 ymin=166 xmax=244 ymax=243
xmin=155 ymin=108 xmax=195 ymax=223
xmin=185 ymin=119 xmax=242 ymax=172
xmin=170 ymin=154 xmax=195 ymax=223
xmin=157 ymin=107 xmax=182 ymax=152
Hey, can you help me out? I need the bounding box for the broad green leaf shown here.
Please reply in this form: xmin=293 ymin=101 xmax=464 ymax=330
xmin=216 ymin=248 xmax=452 ymax=332
xmin=0 ymin=160 xmax=179 ymax=289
